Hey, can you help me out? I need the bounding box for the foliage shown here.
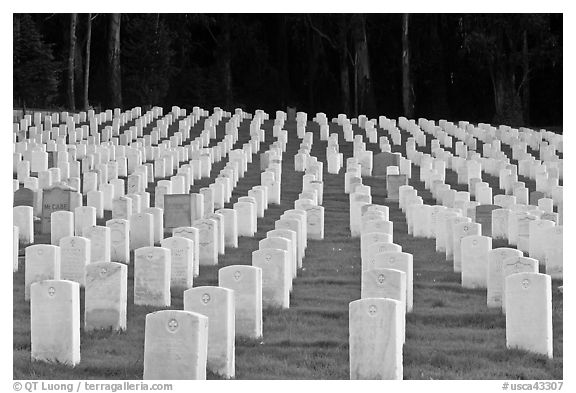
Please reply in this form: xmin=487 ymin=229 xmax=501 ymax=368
xmin=12 ymin=13 xmax=562 ymax=127
xmin=459 ymin=14 xmax=561 ymax=125
xmin=13 ymin=14 xmax=60 ymax=108
xmin=122 ymin=14 xmax=174 ymax=109
xmin=461 ymin=14 xmax=559 ymax=73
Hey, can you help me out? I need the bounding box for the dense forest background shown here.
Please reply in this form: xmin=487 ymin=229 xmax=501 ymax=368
xmin=13 ymin=13 xmax=562 ymax=128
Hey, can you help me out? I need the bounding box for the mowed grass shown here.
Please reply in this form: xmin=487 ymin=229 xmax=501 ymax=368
xmin=13 ymin=113 xmax=562 ymax=379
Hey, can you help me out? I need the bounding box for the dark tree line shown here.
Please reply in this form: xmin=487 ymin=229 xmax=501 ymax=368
xmin=13 ymin=13 xmax=562 ymax=127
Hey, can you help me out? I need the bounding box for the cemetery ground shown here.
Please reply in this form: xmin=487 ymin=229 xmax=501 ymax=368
xmin=13 ymin=113 xmax=562 ymax=380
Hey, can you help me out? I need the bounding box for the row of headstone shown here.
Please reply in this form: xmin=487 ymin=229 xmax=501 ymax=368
xmin=16 ymin=104 xmax=252 ymax=255
xmin=25 ymin=106 xmax=275 ymax=375
xmin=19 ymin=108 xmax=224 ymax=299
xmin=15 ymin=105 xmax=230 ymax=242
xmin=30 ymin=262 xmax=263 ymax=377
xmin=143 ymin=109 xmax=299 ymax=380
xmin=398 ymin=134 xmax=563 ymax=280
xmin=143 ymin=263 xmax=263 ymax=379
xmin=340 ymin=147 xmax=409 ymax=379
xmin=344 ymin=118 xmax=560 ymax=289
xmin=396 ymin=118 xmax=558 ymax=360
xmin=23 ymin=106 xmax=243 ymax=367
xmin=413 ymin=118 xmax=563 ymax=220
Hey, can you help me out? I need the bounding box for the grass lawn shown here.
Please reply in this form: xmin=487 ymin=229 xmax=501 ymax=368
xmin=13 ymin=111 xmax=563 ymax=379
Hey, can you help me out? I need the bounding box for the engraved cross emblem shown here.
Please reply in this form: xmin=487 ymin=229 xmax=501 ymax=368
xmin=265 ymin=254 xmax=271 ymax=262
xmin=234 ymin=271 xmax=241 ymax=281
xmin=100 ymin=268 xmax=107 ymax=277
xmin=48 ymin=287 xmax=56 ymax=297
xmin=368 ymin=305 xmax=377 ymax=316
xmin=522 ymin=279 xmax=530 ymax=289
xmin=202 ymin=293 xmax=211 ymax=304
xmin=377 ymin=274 xmax=386 ymax=284
xmin=167 ymin=319 xmax=179 ymax=332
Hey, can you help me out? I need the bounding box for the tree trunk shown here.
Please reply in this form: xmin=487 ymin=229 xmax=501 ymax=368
xmin=492 ymin=64 xmax=524 ymax=126
xmin=338 ymin=15 xmax=351 ymax=116
xmin=351 ymin=14 xmax=375 ymax=116
xmin=429 ymin=14 xmax=450 ymax=119
xmin=521 ymin=29 xmax=530 ymax=125
xmin=401 ymin=13 xmax=414 ymax=119
xmin=13 ymin=14 xmax=20 ymax=47
xmin=222 ymin=13 xmax=233 ymax=110
xmin=108 ymin=13 xmax=122 ymax=109
xmin=83 ymin=13 xmax=92 ymax=111
xmin=14 ymin=14 xmax=23 ymax=109
xmin=279 ymin=15 xmax=290 ymax=109
xmin=307 ymin=25 xmax=318 ymax=111
xmin=67 ymin=13 xmax=77 ymax=111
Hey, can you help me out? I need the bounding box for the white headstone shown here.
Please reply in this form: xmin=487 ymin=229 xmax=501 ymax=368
xmin=361 ymin=268 xmax=406 ymax=342
xmin=234 ymin=201 xmax=256 ymax=237
xmin=491 ymin=208 xmax=511 ymax=240
xmin=218 ymin=265 xmax=263 ymax=339
xmin=360 ymin=232 xmax=392 ymax=263
xmin=173 ymin=227 xmax=200 ymax=277
xmin=277 ymin=213 xmax=306 ymax=264
xmin=487 ymin=248 xmax=524 ymax=308
xmin=74 ymin=206 xmax=97 ymax=236
xmin=505 ymin=273 xmax=552 ymax=358
xmin=83 ymin=225 xmax=111 ymax=263
xmin=363 ymin=242 xmax=402 ymax=272
xmin=25 ymin=244 xmax=61 ymax=300
xmin=452 ymin=222 xmax=481 ymax=273
xmin=501 ymin=256 xmax=539 ymax=313
xmin=142 ymin=207 xmax=164 ymax=244
xmin=304 ymin=205 xmax=325 ymax=240
xmin=349 ymin=298 xmax=403 ymax=379
xmin=13 ymin=226 xmax=19 ymax=272
xmin=134 ymin=246 xmax=171 ymax=307
xmin=30 ymin=280 xmax=80 ymax=366
xmin=528 ymin=219 xmax=556 ymax=263
xmin=216 ymin=208 xmax=238 ymax=248
xmin=361 ymin=216 xmax=392 ymax=237
xmin=544 ymin=226 xmax=563 ymax=279
xmin=87 ymin=190 xmax=104 ymax=219
xmin=85 ymin=261 xmax=127 ymax=331
xmin=106 ymin=219 xmax=130 ymax=264
xmin=183 ymin=286 xmax=235 ymax=379
xmin=14 ymin=206 xmax=34 ymax=245
xmin=143 ymin=310 xmax=208 ymax=380
xmin=252 ymin=248 xmax=289 ymax=309
xmin=161 ymin=236 xmax=194 ymax=289
xmin=193 ymin=218 xmax=218 ymax=266
xmin=59 ymin=236 xmax=90 ymax=286
xmin=129 ymin=213 xmax=154 ymax=250
xmin=461 ymin=235 xmax=492 ymax=289
xmin=350 ymin=193 xmax=372 ymax=237
xmin=372 ymin=251 xmax=413 ymax=312
xmin=51 ymin=210 xmax=74 ymax=245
